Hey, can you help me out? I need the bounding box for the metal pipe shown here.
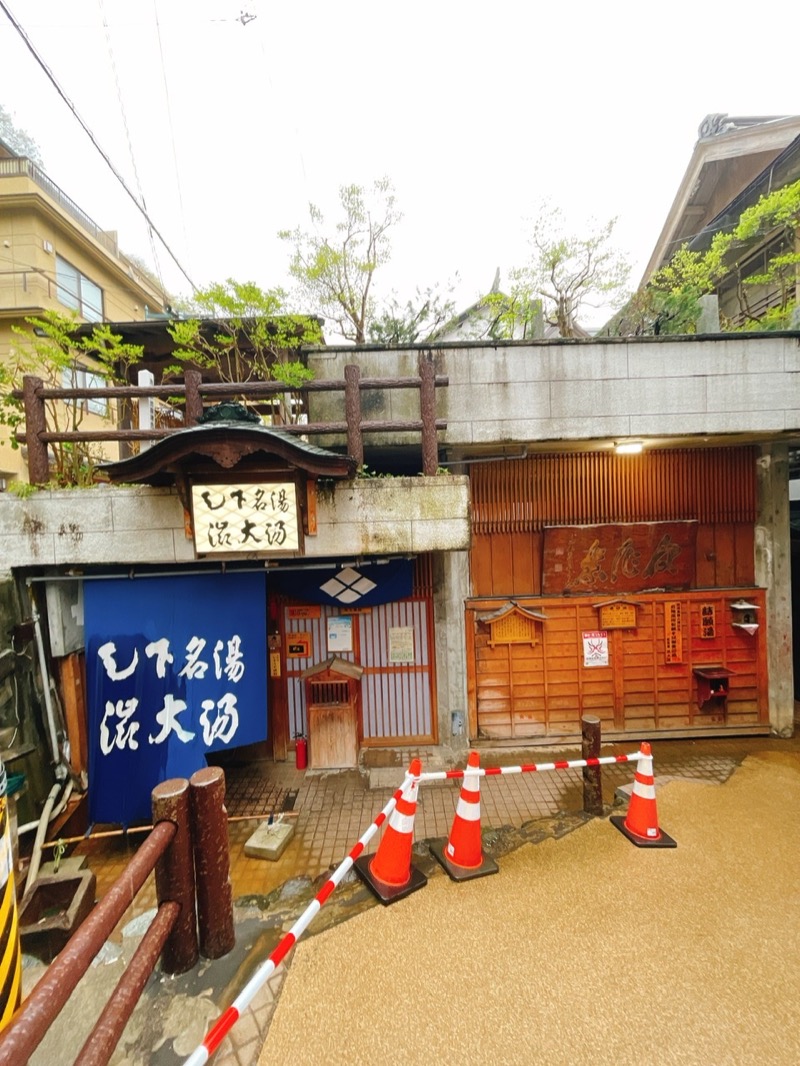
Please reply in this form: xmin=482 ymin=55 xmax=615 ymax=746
xmin=25 ymin=554 xmax=414 ymax=583
xmin=22 ymin=782 xmax=62 ymax=898
xmin=27 ymin=583 xmax=61 ymax=767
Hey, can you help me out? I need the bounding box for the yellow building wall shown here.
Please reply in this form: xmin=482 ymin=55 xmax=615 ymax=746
xmin=0 ymin=169 xmax=166 ymax=486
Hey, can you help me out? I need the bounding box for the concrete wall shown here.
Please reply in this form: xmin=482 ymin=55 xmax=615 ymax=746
xmin=308 ymin=334 xmax=800 ymax=448
xmin=756 ymin=443 xmax=795 ymax=736
xmin=0 ymin=477 xmax=471 ymax=570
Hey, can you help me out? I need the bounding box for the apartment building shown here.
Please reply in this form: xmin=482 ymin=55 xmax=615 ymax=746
xmin=0 ymin=138 xmax=168 ymax=485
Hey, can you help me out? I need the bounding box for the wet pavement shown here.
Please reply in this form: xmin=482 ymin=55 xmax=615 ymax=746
xmin=16 ymin=732 xmax=800 ymax=1065
xmin=260 ymin=745 xmax=800 ymax=1066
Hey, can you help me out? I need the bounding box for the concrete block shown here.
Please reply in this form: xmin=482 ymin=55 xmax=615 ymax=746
xmin=244 ymin=819 xmax=295 ymax=860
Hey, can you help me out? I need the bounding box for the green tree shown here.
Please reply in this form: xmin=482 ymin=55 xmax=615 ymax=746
xmin=167 ymin=279 xmax=321 ymax=423
xmin=509 ymin=204 xmax=631 ymax=337
xmin=367 ymin=283 xmax=457 ymax=345
xmin=3 ymin=311 xmax=143 ymax=486
xmin=721 ymin=179 xmax=800 ymax=329
xmin=617 ymin=179 xmax=800 ymax=336
xmin=0 ymin=105 xmax=44 ymax=166
xmin=630 ymin=239 xmax=729 ymax=335
xmin=279 ymin=178 xmax=401 ymax=343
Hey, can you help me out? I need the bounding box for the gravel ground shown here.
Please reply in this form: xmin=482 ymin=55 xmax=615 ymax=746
xmin=258 ymin=750 xmax=800 ymax=1066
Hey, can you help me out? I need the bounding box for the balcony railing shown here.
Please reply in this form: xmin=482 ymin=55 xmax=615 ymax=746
xmin=0 ymin=158 xmax=163 ymax=299
xmin=0 ymin=268 xmax=56 ymax=307
xmin=1 ymin=158 xmax=119 ymax=255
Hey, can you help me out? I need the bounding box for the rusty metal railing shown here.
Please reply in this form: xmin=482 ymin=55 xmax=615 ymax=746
xmin=0 ymin=768 xmax=233 ymax=1066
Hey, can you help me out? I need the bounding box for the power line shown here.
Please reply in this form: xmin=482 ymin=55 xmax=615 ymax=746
xmin=0 ymin=0 xmax=197 ymax=293
xmin=152 ymin=0 xmax=192 ymax=277
xmin=98 ymin=0 xmax=165 ymax=292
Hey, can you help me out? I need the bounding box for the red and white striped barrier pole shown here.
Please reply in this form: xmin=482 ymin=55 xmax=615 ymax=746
xmin=415 ymin=751 xmax=643 ymax=783
xmin=182 ymin=771 xmax=414 ymax=1066
xmin=183 ymin=748 xmax=645 ymax=1061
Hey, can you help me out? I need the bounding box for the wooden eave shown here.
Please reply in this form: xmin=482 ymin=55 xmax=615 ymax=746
xmin=300 ymin=656 xmax=364 ymax=681
xmin=97 ymin=422 xmax=357 ymax=487
xmin=477 ymin=601 xmax=548 ymax=624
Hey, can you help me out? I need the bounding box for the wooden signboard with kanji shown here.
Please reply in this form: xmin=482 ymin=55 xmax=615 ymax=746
xmin=597 ymin=602 xmax=638 ymax=629
xmin=542 ymin=522 xmax=697 ymax=595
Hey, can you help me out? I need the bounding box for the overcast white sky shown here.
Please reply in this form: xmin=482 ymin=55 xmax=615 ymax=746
xmin=2 ymin=0 xmax=798 ymax=330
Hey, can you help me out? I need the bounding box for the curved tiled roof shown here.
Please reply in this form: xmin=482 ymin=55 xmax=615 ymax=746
xmin=98 ymin=420 xmax=356 ymax=486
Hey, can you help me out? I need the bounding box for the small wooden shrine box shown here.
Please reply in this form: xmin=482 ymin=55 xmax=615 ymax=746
xmin=300 ymin=656 xmax=364 ymax=770
xmin=693 ymin=665 xmax=733 ymax=712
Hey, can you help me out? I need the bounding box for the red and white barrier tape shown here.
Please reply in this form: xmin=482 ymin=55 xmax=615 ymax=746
xmin=182 ymin=772 xmax=413 ymax=1066
xmin=184 ymin=748 xmax=644 ymax=1062
xmin=415 ymin=751 xmax=643 ymax=782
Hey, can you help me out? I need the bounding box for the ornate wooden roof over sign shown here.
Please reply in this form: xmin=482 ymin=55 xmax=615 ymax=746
xmin=477 ymin=601 xmax=548 ymax=648
xmin=97 ymin=419 xmax=356 ymax=494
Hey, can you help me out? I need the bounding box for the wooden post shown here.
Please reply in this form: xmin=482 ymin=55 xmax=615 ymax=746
xmin=419 ymin=354 xmax=437 ymax=476
xmin=305 ymin=477 xmax=318 ymax=535
xmin=151 ymin=779 xmax=198 ymax=974
xmin=344 ymin=364 xmax=363 ymax=468
xmin=0 ymin=821 xmax=177 ymax=1065
xmin=22 ymin=375 xmax=49 ymax=485
xmin=189 ymin=767 xmax=235 ymax=960
xmin=184 ymin=369 xmax=203 ymax=426
xmin=581 ymin=715 xmax=603 ymax=816
xmin=56 ymin=654 xmax=88 ymax=777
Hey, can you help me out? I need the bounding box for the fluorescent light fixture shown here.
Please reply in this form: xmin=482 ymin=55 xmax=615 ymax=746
xmin=615 ymin=440 xmax=643 ymax=455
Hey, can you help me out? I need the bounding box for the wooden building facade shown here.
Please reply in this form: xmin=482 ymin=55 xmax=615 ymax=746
xmin=466 ymin=447 xmax=769 ymax=739
xmin=268 ymin=555 xmax=439 ymax=763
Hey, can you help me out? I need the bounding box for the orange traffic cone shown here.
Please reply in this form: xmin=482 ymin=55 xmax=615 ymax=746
xmin=611 ymin=742 xmax=677 ymax=848
xmin=354 ymin=759 xmax=428 ymax=904
xmin=430 ymin=752 xmax=499 ymax=881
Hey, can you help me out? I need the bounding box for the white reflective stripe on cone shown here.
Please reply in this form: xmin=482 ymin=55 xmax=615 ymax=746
xmin=634 ymin=782 xmax=657 ymax=800
xmin=455 ymin=798 xmax=481 ymax=822
xmin=387 ymin=809 xmax=416 ymax=834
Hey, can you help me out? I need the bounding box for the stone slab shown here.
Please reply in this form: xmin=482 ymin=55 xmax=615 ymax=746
xmin=244 ymin=819 xmax=295 ymax=860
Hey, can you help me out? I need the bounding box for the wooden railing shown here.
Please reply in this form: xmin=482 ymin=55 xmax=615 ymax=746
xmin=13 ymin=359 xmax=448 ymax=484
xmin=0 ymin=770 xmax=234 ymax=1066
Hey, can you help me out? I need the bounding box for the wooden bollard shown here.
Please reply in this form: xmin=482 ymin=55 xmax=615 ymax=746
xmin=189 ymin=767 xmax=235 ymax=959
xmin=581 ymin=715 xmax=603 ymax=816
xmin=151 ymin=779 xmax=198 ymax=974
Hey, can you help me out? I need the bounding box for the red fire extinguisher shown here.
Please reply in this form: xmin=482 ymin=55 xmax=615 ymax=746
xmin=295 ymin=735 xmax=308 ymax=770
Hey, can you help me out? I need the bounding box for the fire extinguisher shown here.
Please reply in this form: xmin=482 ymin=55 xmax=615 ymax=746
xmin=295 ymin=734 xmax=308 ymax=771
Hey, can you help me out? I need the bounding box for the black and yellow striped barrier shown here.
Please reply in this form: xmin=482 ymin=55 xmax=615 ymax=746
xmin=0 ymin=763 xmax=21 ymax=1032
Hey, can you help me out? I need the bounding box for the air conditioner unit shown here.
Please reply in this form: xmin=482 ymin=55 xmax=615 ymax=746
xmin=43 ymin=240 xmax=54 ymax=254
